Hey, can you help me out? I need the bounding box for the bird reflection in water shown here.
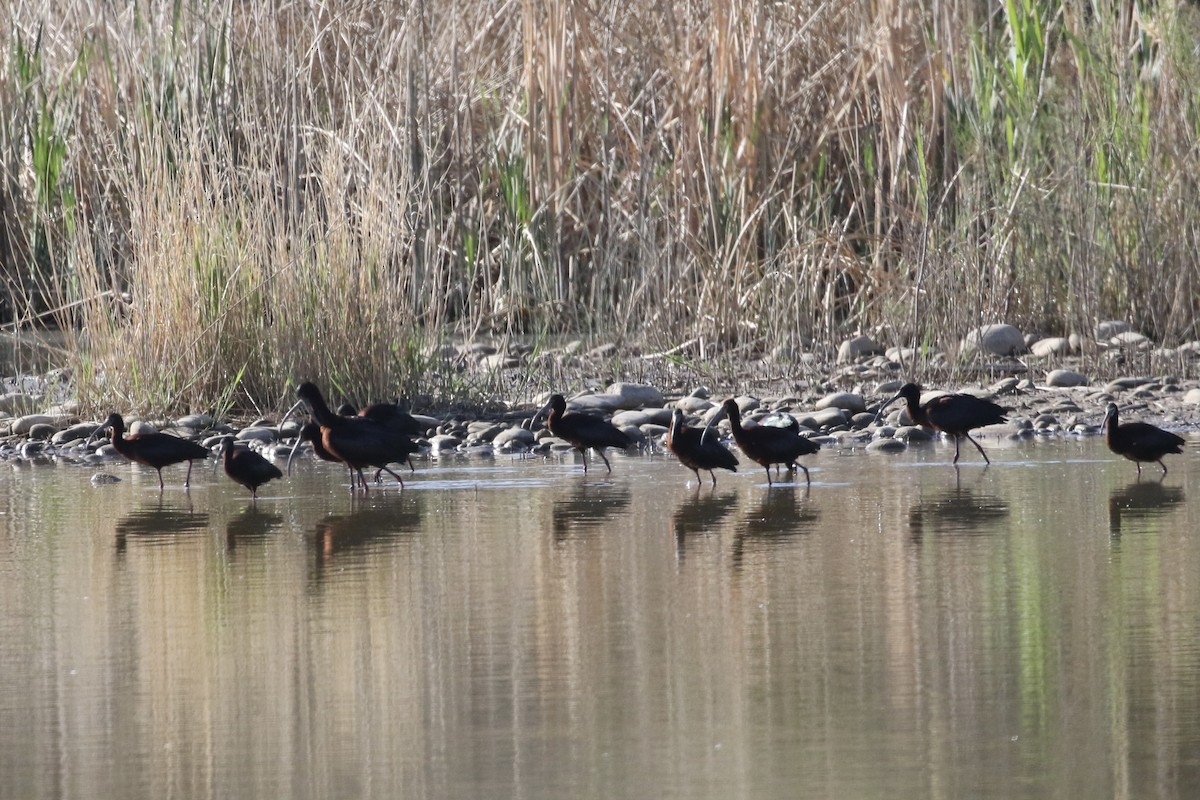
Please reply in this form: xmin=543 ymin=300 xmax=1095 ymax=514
xmin=671 ymin=489 xmax=739 ymax=562
xmin=1108 ymin=481 xmax=1185 ymax=540
xmin=731 ymin=486 xmax=819 ymax=569
xmin=311 ymin=498 xmax=424 ymax=567
xmin=114 ymin=499 xmax=209 ymax=552
xmin=907 ymin=485 xmax=1009 ymax=542
xmin=224 ymin=505 xmax=284 ymax=552
xmin=550 ymin=482 xmax=631 ymax=542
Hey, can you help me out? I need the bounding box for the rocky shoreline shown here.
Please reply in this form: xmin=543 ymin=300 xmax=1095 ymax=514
xmin=2 ymin=321 xmax=1199 ymax=479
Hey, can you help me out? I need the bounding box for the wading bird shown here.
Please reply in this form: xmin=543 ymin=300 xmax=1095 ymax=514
xmin=90 ymin=413 xmax=211 ymax=490
xmin=875 ymin=383 xmax=1008 ymax=466
xmin=533 ymin=393 xmax=631 ymax=473
xmin=288 ymin=382 xmax=418 ymax=491
xmin=1102 ymin=402 xmax=1185 ymax=476
xmin=220 ymin=436 xmax=283 ymax=498
xmin=666 ymin=407 xmax=738 ymax=486
xmin=705 ymin=399 xmax=819 ymax=485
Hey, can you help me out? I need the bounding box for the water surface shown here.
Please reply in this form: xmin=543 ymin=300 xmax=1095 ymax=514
xmin=2 ymin=435 xmax=1198 ymax=799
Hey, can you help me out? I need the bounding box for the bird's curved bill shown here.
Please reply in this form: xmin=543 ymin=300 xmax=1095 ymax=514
xmin=700 ymin=405 xmax=728 ymax=446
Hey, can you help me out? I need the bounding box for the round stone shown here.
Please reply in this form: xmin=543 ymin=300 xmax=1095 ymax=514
xmin=962 ymin=324 xmax=1027 ymax=356
xmin=837 ymin=335 xmax=884 ymax=363
xmin=815 ymin=392 xmax=867 ymax=413
xmin=1045 ymin=369 xmax=1087 ymax=388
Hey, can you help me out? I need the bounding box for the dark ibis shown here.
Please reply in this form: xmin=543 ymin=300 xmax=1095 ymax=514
xmin=288 ymin=421 xmax=371 ymax=491
xmin=356 ymin=402 xmax=423 ymax=473
xmin=90 ymin=413 xmax=211 ymax=490
xmin=666 ymin=407 xmax=738 ymax=486
xmin=533 ymin=393 xmax=631 ymax=473
xmin=706 ymin=399 xmax=819 ymax=485
xmin=220 ymin=436 xmax=283 ymax=498
xmin=289 ymin=382 xmax=417 ymax=491
xmin=1102 ymin=402 xmax=1185 ymax=476
xmin=875 ymin=383 xmax=1008 ymax=465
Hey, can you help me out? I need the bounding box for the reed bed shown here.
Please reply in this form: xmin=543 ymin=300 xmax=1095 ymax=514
xmin=2 ymin=0 xmax=1199 ymax=412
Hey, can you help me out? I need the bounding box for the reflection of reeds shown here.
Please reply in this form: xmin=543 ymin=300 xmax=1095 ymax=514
xmin=4 ymin=2 xmax=1197 ymax=411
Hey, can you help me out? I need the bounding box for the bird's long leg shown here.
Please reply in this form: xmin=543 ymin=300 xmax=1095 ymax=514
xmin=157 ymin=468 xmax=166 ymax=491
xmin=407 ymin=457 xmax=415 ymax=473
xmin=1136 ymin=462 xmax=1142 ymax=477
xmin=952 ymin=436 xmax=962 ymax=464
xmin=579 ymin=448 xmax=590 ymax=473
xmin=597 ymin=449 xmax=614 ymax=473
xmin=379 ymin=466 xmax=405 ymax=487
xmin=796 ymin=463 xmax=811 ymax=486
xmin=708 ymin=470 xmax=718 ymax=487
xmin=1159 ymin=459 xmax=1168 ymax=475
xmin=965 ymin=433 xmax=991 ymax=465
xmin=764 ymin=465 xmax=773 ymax=486
xmin=356 ymin=468 xmax=370 ymax=491
xmin=185 ymin=460 xmax=195 ymax=488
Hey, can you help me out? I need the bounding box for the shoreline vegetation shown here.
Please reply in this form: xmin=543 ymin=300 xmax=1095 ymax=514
xmin=3 ymin=2 xmax=1200 ymax=415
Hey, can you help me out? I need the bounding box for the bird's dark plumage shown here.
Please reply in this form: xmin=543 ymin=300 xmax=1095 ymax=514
xmin=221 ymin=436 xmax=283 ymax=498
xmin=93 ymin=412 xmax=211 ymax=490
xmin=536 ymin=393 xmax=631 ymax=473
xmin=714 ymin=399 xmax=818 ymax=485
xmin=879 ymin=383 xmax=1008 ymax=465
xmin=293 ymin=382 xmax=417 ymax=491
xmin=666 ymin=407 xmax=738 ymax=486
xmin=1103 ymin=403 xmax=1185 ymax=476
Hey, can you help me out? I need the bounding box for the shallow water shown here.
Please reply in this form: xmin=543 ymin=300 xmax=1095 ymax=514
xmin=2 ymin=435 xmax=1199 ymax=799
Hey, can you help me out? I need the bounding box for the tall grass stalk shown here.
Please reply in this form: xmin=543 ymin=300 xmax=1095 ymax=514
xmin=2 ymin=0 xmax=1200 ymax=412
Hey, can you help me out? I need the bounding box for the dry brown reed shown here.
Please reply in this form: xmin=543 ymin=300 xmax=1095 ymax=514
xmin=2 ymin=0 xmax=1200 ymax=412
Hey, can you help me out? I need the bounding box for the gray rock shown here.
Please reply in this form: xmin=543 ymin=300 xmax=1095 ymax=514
xmin=1045 ymin=369 xmax=1087 ymax=388
xmin=885 ymin=346 xmax=917 ymax=363
xmin=894 ymin=425 xmax=934 ymax=442
xmin=565 ymin=394 xmax=620 ymax=413
xmin=837 ymin=335 xmax=884 ymax=363
xmin=815 ymin=392 xmax=867 ymax=413
xmin=479 ymin=353 xmax=520 ymax=370
xmin=1030 ymin=337 xmax=1071 ymax=357
xmin=236 ymin=427 xmax=278 ymax=443
xmin=12 ymin=414 xmax=54 ymax=436
xmin=641 ymin=423 xmax=668 ymax=439
xmin=849 ymin=412 xmax=877 ymax=429
xmin=429 ymin=434 xmax=461 ymax=452
xmin=129 ymin=420 xmax=157 ymax=436
xmin=1110 ymin=331 xmax=1151 ymax=349
xmin=612 ymin=408 xmax=672 ymax=427
xmin=0 ymin=393 xmax=38 ymax=415
xmin=1095 ymin=320 xmax=1131 ymax=339
xmin=1184 ymin=388 xmax=1200 ymax=405
xmin=90 ymin=472 xmax=122 ymax=485
xmin=53 ymin=423 xmax=100 ymax=445
xmin=605 ymin=382 xmax=664 ymax=409
xmin=866 ymin=438 xmax=907 ymax=453
xmin=796 ymin=408 xmax=849 ymax=429
xmin=962 ymin=324 xmax=1027 ymax=356
xmin=175 ymin=413 xmax=213 ymax=429
xmin=28 ymin=423 xmax=57 ymax=440
xmin=676 ymin=396 xmax=716 ymax=414
xmin=493 ymin=427 xmax=536 ymax=447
